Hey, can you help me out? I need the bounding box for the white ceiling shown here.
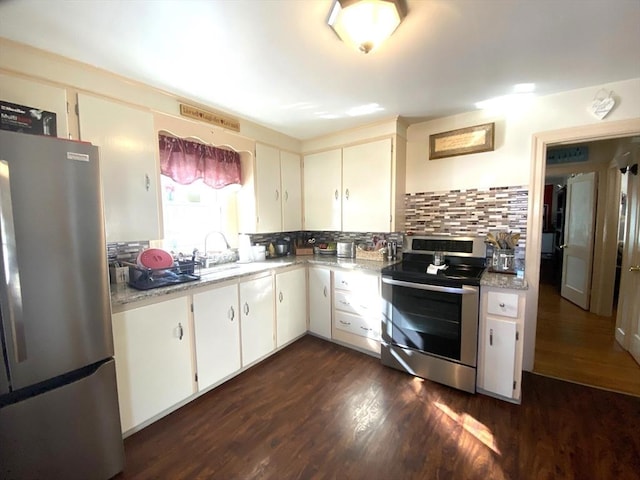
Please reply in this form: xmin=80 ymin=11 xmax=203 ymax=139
xmin=0 ymin=0 xmax=638 ymax=140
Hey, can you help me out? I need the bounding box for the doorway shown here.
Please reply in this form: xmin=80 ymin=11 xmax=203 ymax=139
xmin=526 ymin=120 xmax=640 ymax=397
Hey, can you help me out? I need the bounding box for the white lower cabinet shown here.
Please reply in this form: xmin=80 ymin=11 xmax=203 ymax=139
xmin=111 ymin=296 xmax=194 ymax=433
xmin=275 ymin=267 xmax=307 ymax=347
xmin=240 ymin=275 xmax=276 ymax=366
xmin=193 ymin=284 xmax=241 ymax=392
xmin=477 ymin=286 xmax=526 ymax=403
xmin=308 ymin=266 xmax=331 ymax=339
xmin=332 ymin=269 xmax=381 ymax=354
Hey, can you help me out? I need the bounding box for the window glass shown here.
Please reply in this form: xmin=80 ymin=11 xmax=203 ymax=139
xmin=161 ymin=174 xmax=238 ymax=255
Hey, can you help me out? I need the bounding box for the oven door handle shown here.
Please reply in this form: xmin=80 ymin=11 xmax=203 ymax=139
xmin=382 ymin=277 xmax=478 ymax=295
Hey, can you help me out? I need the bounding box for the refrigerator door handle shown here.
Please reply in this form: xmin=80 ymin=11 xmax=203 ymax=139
xmin=0 ymin=160 xmax=27 ymax=362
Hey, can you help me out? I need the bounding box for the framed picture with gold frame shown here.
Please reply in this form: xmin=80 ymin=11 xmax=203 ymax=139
xmin=429 ymin=122 xmax=495 ymax=160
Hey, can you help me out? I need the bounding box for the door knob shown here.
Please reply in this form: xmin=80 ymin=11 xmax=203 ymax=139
xmin=630 ymin=265 xmax=640 ymax=272
xmin=560 ymin=244 xmax=567 ymax=249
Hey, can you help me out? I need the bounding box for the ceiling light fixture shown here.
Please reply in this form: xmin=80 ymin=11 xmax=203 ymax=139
xmin=327 ymin=0 xmax=407 ymax=54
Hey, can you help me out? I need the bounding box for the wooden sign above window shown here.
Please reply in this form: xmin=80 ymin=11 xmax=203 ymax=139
xmin=179 ymin=103 xmax=240 ymax=132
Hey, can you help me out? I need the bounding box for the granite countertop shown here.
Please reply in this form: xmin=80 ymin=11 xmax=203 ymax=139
xmin=480 ymin=271 xmax=528 ymax=290
xmin=110 ymin=255 xmax=399 ymax=308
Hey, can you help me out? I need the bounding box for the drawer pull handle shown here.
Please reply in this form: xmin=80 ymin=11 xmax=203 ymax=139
xmin=244 ymin=302 xmax=249 ymax=316
xmin=229 ymin=306 xmax=235 ymax=322
xmin=275 ymin=189 xmax=279 ymax=201
xmin=630 ymin=265 xmax=640 ymax=272
xmin=360 ymin=326 xmax=372 ymax=331
xmin=499 ymin=302 xmax=505 ymax=308
xmin=323 ymin=286 xmax=327 ymax=297
xmin=178 ymin=322 xmax=184 ymax=340
xmin=145 ymin=174 xmax=150 ymax=191
xmin=489 ymin=328 xmax=493 ymax=346
xmin=334 ymin=189 xmax=339 ymax=200
xmin=340 ymin=300 xmax=350 ymax=306
xmin=279 ymin=291 xmax=283 ymax=303
xmin=339 ymin=320 xmax=351 ymax=326
xmin=345 ymin=188 xmax=350 ymax=200
xmin=284 ymin=190 xmax=289 ymax=202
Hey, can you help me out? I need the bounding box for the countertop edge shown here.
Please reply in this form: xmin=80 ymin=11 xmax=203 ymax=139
xmin=110 ymin=255 xmax=400 ymax=308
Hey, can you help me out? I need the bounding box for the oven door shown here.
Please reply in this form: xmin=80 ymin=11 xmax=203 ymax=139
xmin=381 ymin=277 xmax=479 ymax=367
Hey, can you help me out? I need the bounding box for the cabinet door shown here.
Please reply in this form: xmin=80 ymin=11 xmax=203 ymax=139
xmin=77 ymin=93 xmax=160 ymax=242
xmin=308 ymin=267 xmax=331 ymax=339
xmin=0 ymin=74 xmax=69 ymax=138
xmin=255 ymin=143 xmax=282 ymax=233
xmin=280 ymin=150 xmax=302 ymax=231
xmin=240 ymin=275 xmax=275 ymax=366
xmin=303 ymin=149 xmax=342 ymax=231
xmin=193 ymin=284 xmax=241 ymax=392
xmin=276 ymin=268 xmax=307 ymax=347
xmin=342 ymin=138 xmax=392 ymax=232
xmin=111 ymin=297 xmax=193 ymax=432
xmin=482 ymin=317 xmax=517 ymax=398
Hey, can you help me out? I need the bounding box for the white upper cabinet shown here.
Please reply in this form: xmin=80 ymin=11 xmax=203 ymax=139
xmin=255 ymin=143 xmax=282 ymax=233
xmin=240 ymin=143 xmax=302 ymax=234
xmin=280 ymin=150 xmax=302 ymax=232
xmin=77 ymin=93 xmax=160 ymax=242
xmin=303 ymin=149 xmax=342 ymax=231
xmin=0 ymin=74 xmax=69 ymax=139
xmin=303 ymin=137 xmax=402 ymax=232
xmin=342 ymin=138 xmax=392 ymax=232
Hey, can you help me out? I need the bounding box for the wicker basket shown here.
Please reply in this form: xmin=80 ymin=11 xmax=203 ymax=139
xmin=355 ymin=245 xmax=387 ymax=261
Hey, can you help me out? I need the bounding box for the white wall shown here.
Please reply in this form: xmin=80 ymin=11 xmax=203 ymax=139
xmin=406 ymin=78 xmax=640 ymax=193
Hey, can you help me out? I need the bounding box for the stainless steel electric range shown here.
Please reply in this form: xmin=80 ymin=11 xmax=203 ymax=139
xmin=380 ymin=235 xmax=487 ymax=393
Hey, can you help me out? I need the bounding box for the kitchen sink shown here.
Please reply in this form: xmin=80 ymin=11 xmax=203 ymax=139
xmin=200 ymin=263 xmax=241 ymax=276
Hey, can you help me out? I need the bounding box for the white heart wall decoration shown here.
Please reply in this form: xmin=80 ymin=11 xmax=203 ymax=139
xmin=590 ymin=90 xmax=616 ymax=120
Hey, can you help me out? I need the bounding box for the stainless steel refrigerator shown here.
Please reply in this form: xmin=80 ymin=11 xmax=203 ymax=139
xmin=0 ymin=130 xmax=124 ymax=479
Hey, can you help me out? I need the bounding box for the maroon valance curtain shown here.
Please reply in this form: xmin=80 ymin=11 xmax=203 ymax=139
xmin=158 ymin=133 xmax=241 ymax=188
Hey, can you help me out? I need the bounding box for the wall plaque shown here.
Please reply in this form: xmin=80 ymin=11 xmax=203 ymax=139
xmin=179 ymin=103 xmax=240 ymax=132
xmin=429 ymin=122 xmax=495 ymax=160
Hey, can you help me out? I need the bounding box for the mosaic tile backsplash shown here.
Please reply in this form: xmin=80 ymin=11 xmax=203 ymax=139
xmin=404 ymin=186 xmax=528 ymax=258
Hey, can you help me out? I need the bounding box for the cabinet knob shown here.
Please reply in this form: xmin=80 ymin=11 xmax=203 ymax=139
xmin=499 ymin=303 xmax=505 ymax=308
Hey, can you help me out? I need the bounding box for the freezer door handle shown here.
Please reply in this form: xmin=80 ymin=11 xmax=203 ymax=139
xmin=0 ymin=160 xmax=27 ymax=363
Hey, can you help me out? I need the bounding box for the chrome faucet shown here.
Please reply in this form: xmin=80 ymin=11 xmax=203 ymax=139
xmin=203 ymin=230 xmax=231 ymax=258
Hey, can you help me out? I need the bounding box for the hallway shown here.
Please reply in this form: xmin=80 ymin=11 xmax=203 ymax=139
xmin=534 ymin=270 xmax=640 ymax=397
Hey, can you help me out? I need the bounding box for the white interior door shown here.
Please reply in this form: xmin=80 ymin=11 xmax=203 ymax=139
xmin=561 ymin=172 xmax=597 ymax=310
xmin=616 ymin=169 xmax=640 ymax=365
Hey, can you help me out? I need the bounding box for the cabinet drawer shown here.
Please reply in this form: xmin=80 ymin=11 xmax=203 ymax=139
xmin=334 ymin=270 xmax=378 ymax=293
xmin=334 ymin=290 xmax=379 ymax=318
xmin=487 ymin=291 xmax=519 ymax=318
xmin=334 ymin=310 xmax=380 ymax=341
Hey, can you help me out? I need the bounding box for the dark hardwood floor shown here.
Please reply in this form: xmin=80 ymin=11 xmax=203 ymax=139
xmin=114 ymin=335 xmax=640 ymax=480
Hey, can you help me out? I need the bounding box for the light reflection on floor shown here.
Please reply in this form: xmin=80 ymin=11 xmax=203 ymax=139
xmin=433 ymin=401 xmax=501 ymax=455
